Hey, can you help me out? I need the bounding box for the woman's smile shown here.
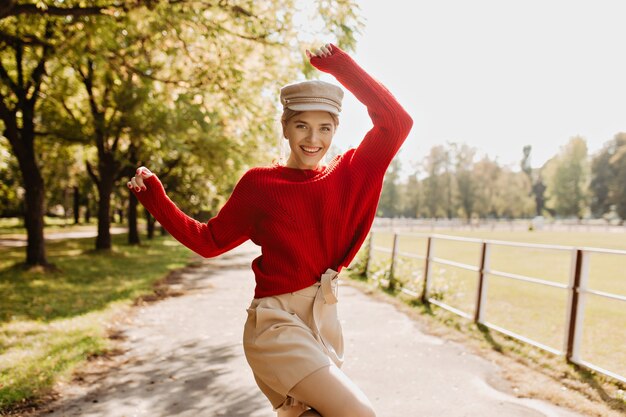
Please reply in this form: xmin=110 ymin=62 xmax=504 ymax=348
xmin=301 ymin=146 xmax=324 ymax=155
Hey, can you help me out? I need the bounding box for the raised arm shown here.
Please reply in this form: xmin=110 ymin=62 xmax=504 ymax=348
xmin=128 ymin=167 xmax=253 ymax=258
xmin=309 ymin=44 xmax=413 ymax=174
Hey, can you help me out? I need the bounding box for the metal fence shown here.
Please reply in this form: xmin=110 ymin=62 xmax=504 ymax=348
xmin=373 ymin=217 xmax=626 ymax=234
xmin=363 ymin=231 xmax=626 ymax=384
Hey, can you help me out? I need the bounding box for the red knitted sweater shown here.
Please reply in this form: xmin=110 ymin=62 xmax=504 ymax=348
xmin=133 ymin=45 xmax=413 ymax=298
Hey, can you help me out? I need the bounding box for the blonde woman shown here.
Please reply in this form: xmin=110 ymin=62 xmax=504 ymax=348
xmin=128 ymin=43 xmax=413 ymax=417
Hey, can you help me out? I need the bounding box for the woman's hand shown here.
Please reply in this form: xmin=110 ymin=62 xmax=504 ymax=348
xmin=127 ymin=166 xmax=153 ymax=192
xmin=306 ymin=43 xmax=333 ymax=59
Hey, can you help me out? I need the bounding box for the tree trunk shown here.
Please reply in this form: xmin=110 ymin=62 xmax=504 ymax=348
xmin=2 ymin=101 xmax=48 ymax=267
xmin=73 ymin=186 xmax=80 ymax=224
xmin=128 ymin=191 xmax=140 ymax=245
xmin=23 ymin=166 xmax=48 ymax=266
xmin=95 ymin=174 xmax=114 ymax=250
xmin=84 ymin=203 xmax=91 ymax=223
xmin=146 ymin=208 xmax=155 ymax=239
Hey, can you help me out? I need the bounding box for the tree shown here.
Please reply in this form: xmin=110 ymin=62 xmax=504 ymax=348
xmin=378 ymin=157 xmax=402 ymax=217
xmin=401 ymin=172 xmax=421 ymax=218
xmin=452 ymin=143 xmax=476 ymax=221
xmin=607 ymin=133 xmax=626 ymax=220
xmin=423 ymin=145 xmax=450 ymax=218
xmin=589 ymin=141 xmax=615 ymax=217
xmin=521 ymin=145 xmax=532 ymax=179
xmin=520 ymin=145 xmax=545 ymax=216
xmin=532 ymin=176 xmax=546 ymax=216
xmin=0 ymin=18 xmax=54 ymax=266
xmin=1 ymin=1 xmax=362 ymax=259
xmin=547 ymin=136 xmax=589 ymax=219
xmin=472 ymin=156 xmax=501 ymax=218
xmin=493 ymin=169 xmax=535 ymax=218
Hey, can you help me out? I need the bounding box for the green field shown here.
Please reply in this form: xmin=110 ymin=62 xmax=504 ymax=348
xmin=367 ymin=229 xmax=626 ymax=380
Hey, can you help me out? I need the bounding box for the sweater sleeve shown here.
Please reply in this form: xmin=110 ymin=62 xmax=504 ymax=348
xmin=132 ymin=172 xmax=254 ymax=258
xmin=309 ymin=44 xmax=413 ymax=174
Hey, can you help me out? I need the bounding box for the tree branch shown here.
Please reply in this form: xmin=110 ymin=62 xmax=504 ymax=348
xmin=86 ymin=160 xmax=100 ymax=187
xmin=80 ymin=59 xmax=101 ymax=124
xmin=0 ymin=59 xmax=19 ymax=94
xmin=204 ymin=21 xmax=276 ymax=44
xmin=106 ymin=50 xmax=195 ymax=86
xmin=0 ymin=30 xmax=51 ymax=47
xmin=15 ymin=41 xmax=23 ymax=90
xmin=5 ymin=3 xmax=108 ymax=19
xmin=59 ymin=96 xmax=79 ymax=125
xmin=26 ymin=22 xmax=53 ymax=106
xmin=0 ymin=91 xmax=18 ymax=146
xmin=1 ymin=0 xmax=197 ymax=20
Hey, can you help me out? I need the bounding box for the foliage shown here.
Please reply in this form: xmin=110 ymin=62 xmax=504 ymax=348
xmin=590 ymin=146 xmax=614 ymax=217
xmin=0 ymin=139 xmax=22 ymax=217
xmin=401 ymin=173 xmax=421 ymax=218
xmin=452 ymin=143 xmax=477 ymax=220
xmin=380 ymin=143 xmax=535 ymax=220
xmin=607 ymin=133 xmax=626 ymax=220
xmin=0 ymin=0 xmax=363 ymax=257
xmin=422 ymin=145 xmax=450 ymax=218
xmin=378 ymin=156 xmax=402 ymax=217
xmin=546 ymin=136 xmax=589 ymax=218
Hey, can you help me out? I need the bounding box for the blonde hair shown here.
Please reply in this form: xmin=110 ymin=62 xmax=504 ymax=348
xmin=281 ymin=109 xmax=339 ymax=127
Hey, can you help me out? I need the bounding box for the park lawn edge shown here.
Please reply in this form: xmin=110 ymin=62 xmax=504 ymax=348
xmin=0 ymin=237 xmax=194 ymax=415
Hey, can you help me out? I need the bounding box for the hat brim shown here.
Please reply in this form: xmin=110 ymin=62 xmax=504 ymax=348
xmin=286 ymin=102 xmax=340 ymax=115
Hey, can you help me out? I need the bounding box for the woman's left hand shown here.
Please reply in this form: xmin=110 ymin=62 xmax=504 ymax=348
xmin=306 ymin=43 xmax=333 ymax=59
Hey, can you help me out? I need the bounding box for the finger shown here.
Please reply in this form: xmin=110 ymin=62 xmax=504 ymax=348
xmin=137 ymin=166 xmax=152 ymax=178
xmin=135 ymin=175 xmax=145 ymax=189
xmin=320 ymin=45 xmax=330 ymax=56
xmin=306 ymin=49 xmax=312 ymax=59
xmin=126 ymin=181 xmax=133 ymax=189
xmin=313 ymin=48 xmax=322 ymax=57
xmin=130 ymin=177 xmax=141 ymax=192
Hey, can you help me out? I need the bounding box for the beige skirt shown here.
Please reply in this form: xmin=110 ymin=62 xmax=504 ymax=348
xmin=243 ymin=269 xmax=344 ymax=410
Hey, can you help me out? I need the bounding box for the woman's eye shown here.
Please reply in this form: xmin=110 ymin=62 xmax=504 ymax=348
xmin=321 ymin=127 xmax=331 ymax=132
xmin=296 ymin=124 xmax=307 ymax=129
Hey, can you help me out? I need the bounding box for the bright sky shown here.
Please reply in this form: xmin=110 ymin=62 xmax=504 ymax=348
xmin=319 ymin=0 xmax=626 ymax=176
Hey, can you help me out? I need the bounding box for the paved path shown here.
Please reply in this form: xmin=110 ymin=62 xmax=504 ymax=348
xmin=0 ymin=227 xmax=127 ymax=247
xmin=38 ymin=242 xmax=585 ymax=417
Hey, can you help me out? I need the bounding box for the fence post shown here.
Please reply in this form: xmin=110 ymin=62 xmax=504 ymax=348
xmin=474 ymin=241 xmax=490 ymax=323
xmin=565 ymin=249 xmax=589 ymax=362
xmin=388 ymin=233 xmax=399 ymax=291
xmin=364 ymin=232 xmax=374 ymax=279
xmin=421 ymin=236 xmax=433 ymax=303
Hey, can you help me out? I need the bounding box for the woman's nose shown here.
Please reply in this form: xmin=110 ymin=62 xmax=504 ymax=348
xmin=307 ymin=131 xmax=320 ymax=142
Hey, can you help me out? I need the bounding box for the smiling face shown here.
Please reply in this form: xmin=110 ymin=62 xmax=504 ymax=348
xmin=282 ymin=110 xmax=338 ymax=170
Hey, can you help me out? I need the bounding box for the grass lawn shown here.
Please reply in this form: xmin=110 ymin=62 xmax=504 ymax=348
xmin=367 ymin=229 xmax=626 ymax=381
xmin=0 ymin=217 xmax=88 ymax=235
xmin=0 ymin=230 xmax=193 ymax=412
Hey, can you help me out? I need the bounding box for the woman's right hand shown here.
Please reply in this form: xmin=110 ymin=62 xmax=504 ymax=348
xmin=127 ymin=166 xmax=154 ymax=193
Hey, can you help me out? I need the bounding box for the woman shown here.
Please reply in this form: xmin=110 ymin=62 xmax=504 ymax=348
xmin=127 ymin=43 xmax=413 ymax=417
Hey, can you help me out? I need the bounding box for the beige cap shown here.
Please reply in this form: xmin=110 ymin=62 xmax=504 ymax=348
xmin=280 ymin=80 xmax=344 ymax=115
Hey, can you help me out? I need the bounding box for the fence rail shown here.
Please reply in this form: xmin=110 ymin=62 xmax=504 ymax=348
xmin=373 ymin=217 xmax=626 ymax=234
xmin=362 ymin=231 xmax=626 ymax=384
